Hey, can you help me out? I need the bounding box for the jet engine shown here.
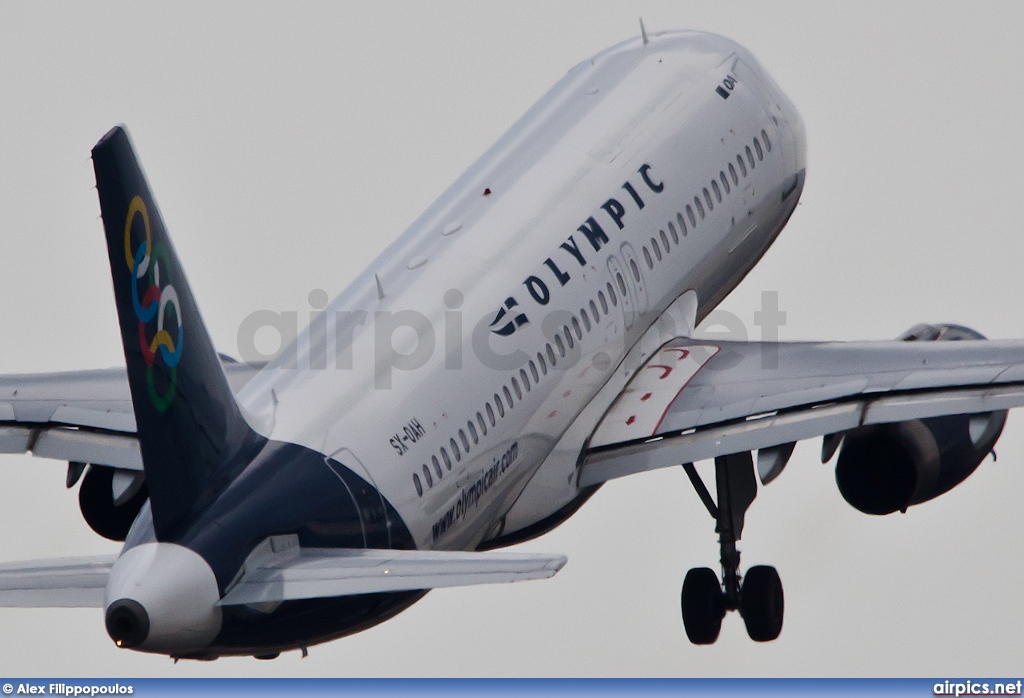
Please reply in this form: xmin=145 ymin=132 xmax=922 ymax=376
xmin=834 ymin=324 xmax=1006 ymax=515
xmin=78 ymin=465 xmax=149 ymax=541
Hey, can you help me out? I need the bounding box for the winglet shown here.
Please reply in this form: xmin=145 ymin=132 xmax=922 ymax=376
xmin=91 ymin=126 xmax=261 ymax=539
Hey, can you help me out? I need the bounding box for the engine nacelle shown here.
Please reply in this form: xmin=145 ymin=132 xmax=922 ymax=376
xmin=834 ymin=323 xmax=1006 ymax=515
xmin=79 ymin=466 xmax=149 ymax=541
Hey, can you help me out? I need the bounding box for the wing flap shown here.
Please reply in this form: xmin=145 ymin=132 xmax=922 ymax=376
xmin=31 ymin=428 xmax=143 ymax=471
xmin=0 ymin=555 xmax=115 ymax=608
xmin=218 ymin=536 xmax=567 ymax=605
xmin=584 ymin=402 xmax=863 ymax=486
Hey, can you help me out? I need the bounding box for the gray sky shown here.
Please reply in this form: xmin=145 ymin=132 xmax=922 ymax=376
xmin=0 ymin=0 xmax=1023 ymax=677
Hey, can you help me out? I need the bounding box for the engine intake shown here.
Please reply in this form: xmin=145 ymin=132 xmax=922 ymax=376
xmin=79 ymin=466 xmax=149 ymax=541
xmin=834 ymin=324 xmax=1006 ymax=515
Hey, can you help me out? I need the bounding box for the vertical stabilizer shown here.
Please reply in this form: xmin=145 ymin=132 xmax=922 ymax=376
xmin=91 ymin=126 xmax=258 ymax=539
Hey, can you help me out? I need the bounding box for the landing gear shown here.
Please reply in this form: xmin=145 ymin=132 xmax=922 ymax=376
xmin=681 ymin=567 xmax=724 ymax=644
xmin=680 ymin=452 xmax=784 ymax=644
xmin=740 ymin=565 xmax=784 ymax=642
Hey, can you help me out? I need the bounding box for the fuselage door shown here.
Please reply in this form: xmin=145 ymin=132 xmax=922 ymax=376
xmin=619 ymin=242 xmax=649 ymax=314
xmin=607 ymin=255 xmax=635 ymax=330
xmin=325 ymin=447 xmax=393 ymax=548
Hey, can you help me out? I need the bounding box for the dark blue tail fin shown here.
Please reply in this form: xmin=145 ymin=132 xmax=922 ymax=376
xmin=92 ymin=126 xmax=258 ymax=539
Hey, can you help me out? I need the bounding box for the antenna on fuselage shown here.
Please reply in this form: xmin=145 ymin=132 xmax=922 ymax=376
xmin=639 ymin=18 xmax=649 ymax=46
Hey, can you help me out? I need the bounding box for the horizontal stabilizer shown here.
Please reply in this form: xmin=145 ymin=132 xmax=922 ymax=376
xmin=0 ymin=556 xmax=114 ymax=608
xmin=218 ymin=536 xmax=567 ymax=605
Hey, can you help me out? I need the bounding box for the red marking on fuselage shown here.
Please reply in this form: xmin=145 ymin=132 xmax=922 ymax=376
xmin=626 ymin=415 xmax=637 ymax=426
xmin=647 ymin=364 xmax=673 ymax=379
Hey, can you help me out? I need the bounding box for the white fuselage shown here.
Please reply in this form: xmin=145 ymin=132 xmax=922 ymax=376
xmin=236 ymin=30 xmax=807 ymax=552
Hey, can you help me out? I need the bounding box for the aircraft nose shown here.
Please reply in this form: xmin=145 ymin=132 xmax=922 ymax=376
xmin=105 ymin=598 xmax=150 ymax=648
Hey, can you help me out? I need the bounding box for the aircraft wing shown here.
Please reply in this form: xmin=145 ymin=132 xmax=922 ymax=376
xmin=218 ymin=536 xmax=567 ymax=605
xmin=0 ymin=362 xmax=260 ymax=472
xmin=0 ymin=555 xmax=116 ymax=607
xmin=580 ymin=337 xmax=1024 ymax=487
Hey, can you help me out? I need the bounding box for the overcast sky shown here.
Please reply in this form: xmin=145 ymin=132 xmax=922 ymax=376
xmin=0 ymin=0 xmax=1023 ymax=678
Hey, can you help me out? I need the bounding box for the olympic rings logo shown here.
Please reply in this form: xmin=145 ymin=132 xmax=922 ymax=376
xmin=124 ymin=196 xmax=183 ymax=412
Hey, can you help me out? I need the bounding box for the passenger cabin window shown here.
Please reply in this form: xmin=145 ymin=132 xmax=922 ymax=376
xmin=607 ymin=281 xmax=618 ymax=305
xmin=459 ymin=429 xmax=470 ymax=452
xmin=529 ymin=360 xmax=539 ymax=382
xmin=468 ymin=420 xmax=478 ymax=444
xmin=712 ymin=180 xmax=722 ymax=202
xmin=629 ymin=258 xmax=641 ymax=282
xmin=643 ymin=246 xmax=653 ymax=269
xmin=581 ymin=308 xmax=591 ymax=332
xmin=555 ymin=334 xmax=565 ymax=356
xmin=441 ymin=447 xmax=452 ymax=470
xmin=762 ymin=129 xmax=771 ymax=152
xmin=736 ymin=155 xmax=747 ymax=178
xmin=754 ymin=137 xmax=763 ymax=161
xmin=520 ymin=368 xmax=530 ymax=392
xmin=413 ymin=473 xmax=423 ymax=496
xmin=422 ymin=464 xmax=433 ymax=488
xmin=547 ymin=342 xmax=557 ymax=364
xmin=703 ymin=188 xmax=713 ymax=211
xmin=694 ymin=197 xmax=705 ymax=220
xmin=503 ymin=385 xmax=513 ymax=408
xmin=571 ymin=317 xmax=582 ymax=340
xmin=720 ymin=171 xmax=730 ymax=195
xmin=450 ymin=438 xmax=461 ymax=461
xmin=616 ymin=272 xmax=627 ymax=295
xmin=486 ymin=402 xmax=496 ymax=425
xmin=512 ymin=377 xmax=522 ymax=400
xmin=729 ymin=162 xmax=739 ymax=185
xmin=590 ymin=299 xmax=600 ymax=321
xmin=432 ymin=455 xmax=442 ymax=479
xmin=670 ymin=219 xmax=681 ymax=243
xmin=745 ymin=145 xmax=755 ymax=169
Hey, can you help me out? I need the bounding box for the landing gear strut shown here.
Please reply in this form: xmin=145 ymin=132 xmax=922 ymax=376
xmin=680 ymin=452 xmax=783 ymax=644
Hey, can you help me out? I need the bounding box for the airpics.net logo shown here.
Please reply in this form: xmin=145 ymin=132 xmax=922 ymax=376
xmin=233 ymin=289 xmax=788 ymax=389
xmin=934 ymin=680 xmax=1023 ymax=697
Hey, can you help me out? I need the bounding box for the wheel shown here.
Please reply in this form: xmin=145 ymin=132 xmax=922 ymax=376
xmin=681 ymin=567 xmax=724 ymax=644
xmin=740 ymin=565 xmax=784 ymax=642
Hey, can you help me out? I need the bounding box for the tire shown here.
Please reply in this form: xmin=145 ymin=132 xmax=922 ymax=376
xmin=740 ymin=565 xmax=784 ymax=642
xmin=681 ymin=567 xmax=724 ymax=644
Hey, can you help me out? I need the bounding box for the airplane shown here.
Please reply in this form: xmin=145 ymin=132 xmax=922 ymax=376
xmin=1 ymin=25 xmax=1022 ymax=661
